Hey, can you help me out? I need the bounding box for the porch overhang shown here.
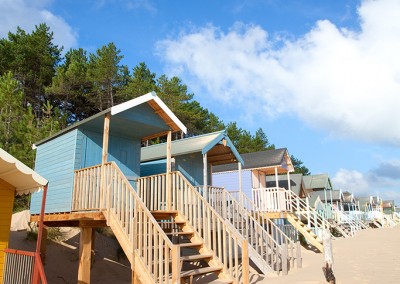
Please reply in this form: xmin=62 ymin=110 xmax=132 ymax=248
xmin=0 ymin=148 xmax=48 ymax=195
xmin=141 ymin=130 xmax=243 ymax=166
xmin=33 ymin=92 xmax=187 ymax=147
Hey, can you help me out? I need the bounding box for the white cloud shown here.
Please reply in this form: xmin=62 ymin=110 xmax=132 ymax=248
xmin=157 ymin=0 xmax=400 ymax=146
xmin=333 ymin=159 xmax=400 ymax=204
xmin=0 ymin=0 xmax=77 ymax=50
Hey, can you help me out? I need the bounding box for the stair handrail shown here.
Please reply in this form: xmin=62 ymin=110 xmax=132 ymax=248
xmin=230 ymin=190 xmax=299 ymax=241
xmin=137 ymin=172 xmax=249 ymax=283
xmin=74 ymin=163 xmax=180 ymax=284
xmin=287 ymin=191 xmax=332 ymax=234
xmin=196 ymin=186 xmax=299 ymax=274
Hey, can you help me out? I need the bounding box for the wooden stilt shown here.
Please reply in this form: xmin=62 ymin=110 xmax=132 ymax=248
xmin=78 ymin=227 xmax=92 ymax=284
xmin=131 ymin=269 xmax=138 ymax=284
xmin=40 ymin=226 xmax=48 ymax=265
xmin=91 ymin=229 xmax=96 ymax=267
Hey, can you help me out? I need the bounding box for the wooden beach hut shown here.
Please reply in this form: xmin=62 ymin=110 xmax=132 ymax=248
xmin=0 ymin=148 xmax=48 ymax=283
xmin=140 ymin=133 xmax=302 ymax=275
xmin=140 ymin=130 xmax=244 ymax=187
xmin=29 ymin=92 xmax=251 ymax=284
xmin=212 ymin=149 xmax=332 ymax=253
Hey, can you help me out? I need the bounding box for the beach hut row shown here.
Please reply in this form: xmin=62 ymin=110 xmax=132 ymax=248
xmin=2 ymin=92 xmax=398 ymax=283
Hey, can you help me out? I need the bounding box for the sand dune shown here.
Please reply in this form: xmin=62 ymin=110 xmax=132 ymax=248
xmin=8 ymin=224 xmax=400 ymax=283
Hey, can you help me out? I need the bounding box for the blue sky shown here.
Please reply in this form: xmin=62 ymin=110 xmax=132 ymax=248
xmin=2 ymin=0 xmax=400 ymax=204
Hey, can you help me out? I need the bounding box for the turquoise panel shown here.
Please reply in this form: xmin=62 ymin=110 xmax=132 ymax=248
xmin=30 ymin=130 xmax=78 ymax=214
xmin=140 ymin=159 xmax=167 ymax=177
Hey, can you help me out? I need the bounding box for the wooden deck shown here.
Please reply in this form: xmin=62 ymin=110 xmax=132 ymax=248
xmin=30 ymin=211 xmax=107 ymax=227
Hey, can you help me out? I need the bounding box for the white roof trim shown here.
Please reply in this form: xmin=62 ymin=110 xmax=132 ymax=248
xmin=0 ymin=148 xmax=48 ymax=195
xmin=111 ymin=91 xmax=187 ymax=134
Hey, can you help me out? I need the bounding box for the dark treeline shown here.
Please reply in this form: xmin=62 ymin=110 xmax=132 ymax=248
xmin=0 ymin=24 xmax=310 ymax=209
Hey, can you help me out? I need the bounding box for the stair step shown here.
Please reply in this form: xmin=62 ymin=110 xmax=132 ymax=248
xmin=158 ymin=221 xmax=186 ymax=225
xmin=207 ymin=280 xmax=233 ymax=284
xmin=181 ymin=254 xmax=213 ymax=262
xmin=165 ymin=231 xmax=194 ymax=236
xmin=180 ymin=266 xmax=222 ymax=278
xmin=151 ymin=210 xmax=178 ymax=219
xmin=177 ymin=242 xmax=203 ymax=248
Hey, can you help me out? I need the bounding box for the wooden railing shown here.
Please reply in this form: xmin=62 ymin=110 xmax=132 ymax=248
xmin=2 ymin=249 xmax=47 ymax=284
xmin=196 ymin=186 xmax=302 ymax=274
xmin=249 ymin=188 xmax=331 ymax=238
xmin=137 ymin=172 xmax=248 ymax=283
xmin=289 ymin=192 xmax=331 ymax=238
xmin=73 ymin=163 xmax=179 ymax=283
xmin=252 ymin=187 xmax=292 ymax=212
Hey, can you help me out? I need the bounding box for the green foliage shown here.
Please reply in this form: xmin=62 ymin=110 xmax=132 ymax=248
xmin=225 ymin=122 xmax=274 ymax=153
xmin=291 ymin=155 xmax=311 ymax=175
xmin=0 ymin=24 xmax=62 ymax=117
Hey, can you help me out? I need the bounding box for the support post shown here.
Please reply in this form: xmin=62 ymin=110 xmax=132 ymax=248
xmin=296 ymin=241 xmax=302 ymax=268
xmin=100 ymin=113 xmax=110 ymax=210
xmin=40 ymin=226 xmax=48 ymax=265
xmin=166 ymin=130 xmax=172 ymax=210
xmin=78 ymin=227 xmax=93 ymax=284
xmin=203 ymin=153 xmax=208 ymax=200
xmin=171 ymin=245 xmax=181 ymax=284
xmin=238 ymin=162 xmax=242 ymax=193
xmin=282 ymin=242 xmax=288 ymax=275
xmin=242 ymin=240 xmax=249 ymax=284
xmin=91 ymin=229 xmax=96 ymax=267
xmin=32 ymin=184 xmax=48 ymax=284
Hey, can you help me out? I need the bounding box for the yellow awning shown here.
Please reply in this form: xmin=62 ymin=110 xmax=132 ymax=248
xmin=0 ymin=148 xmax=48 ymax=195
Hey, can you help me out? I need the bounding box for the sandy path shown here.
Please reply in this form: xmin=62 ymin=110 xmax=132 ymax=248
xmin=8 ymin=225 xmax=400 ymax=283
xmin=257 ymin=225 xmax=400 ymax=284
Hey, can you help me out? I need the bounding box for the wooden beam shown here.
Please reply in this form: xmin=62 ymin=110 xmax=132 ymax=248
xmin=78 ymin=227 xmax=92 ymax=284
xmin=102 ymin=113 xmax=110 ymax=165
xmin=100 ymin=113 xmax=110 ymax=210
xmin=30 ymin=212 xmax=106 ymax=223
xmin=166 ymin=130 xmax=172 ymax=210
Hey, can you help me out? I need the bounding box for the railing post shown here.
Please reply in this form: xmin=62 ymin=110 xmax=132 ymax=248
xmin=171 ymin=245 xmax=181 ymax=284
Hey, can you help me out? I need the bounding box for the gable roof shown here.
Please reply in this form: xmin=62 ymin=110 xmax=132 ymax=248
xmin=303 ymin=174 xmax=333 ymax=192
xmin=265 ymin=173 xmax=308 ymax=197
xmin=141 ymin=130 xmax=244 ymax=166
xmin=34 ymin=92 xmax=187 ymax=147
xmin=0 ymin=148 xmax=48 ymax=195
xmin=213 ymin=148 xmax=294 ymax=174
xmin=356 ymin=196 xmax=373 ymax=205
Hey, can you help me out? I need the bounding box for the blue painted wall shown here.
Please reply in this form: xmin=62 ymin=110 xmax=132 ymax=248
xmin=31 ymin=128 xmax=142 ymax=214
xmin=30 ymin=130 xmax=78 ymax=214
xmin=212 ymin=170 xmax=253 ymax=199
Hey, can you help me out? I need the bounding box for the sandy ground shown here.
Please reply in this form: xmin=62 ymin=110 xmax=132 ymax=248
xmin=8 ymin=220 xmax=400 ymax=284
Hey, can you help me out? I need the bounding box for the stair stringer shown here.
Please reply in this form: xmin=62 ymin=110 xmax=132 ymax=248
xmin=286 ymin=213 xmax=324 ymax=253
xmin=106 ymin=210 xmax=154 ymax=284
xmin=174 ymin=211 xmax=238 ymax=283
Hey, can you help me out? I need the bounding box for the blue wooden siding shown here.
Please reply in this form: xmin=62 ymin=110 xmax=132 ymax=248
xmin=212 ymin=170 xmax=252 ymax=199
xmin=30 ymin=130 xmax=78 ymax=214
xmin=77 ymin=129 xmax=140 ymax=185
xmin=175 ymin=153 xmax=208 ymax=186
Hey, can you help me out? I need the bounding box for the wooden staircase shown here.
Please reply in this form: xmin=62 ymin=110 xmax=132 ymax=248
xmin=137 ymin=171 xmax=250 ymax=283
xmin=223 ymin=189 xmax=302 ymax=274
xmin=73 ymin=162 xmax=238 ymax=283
xmin=152 ymin=210 xmax=233 ymax=284
xmin=286 ymin=213 xmax=324 ymax=252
